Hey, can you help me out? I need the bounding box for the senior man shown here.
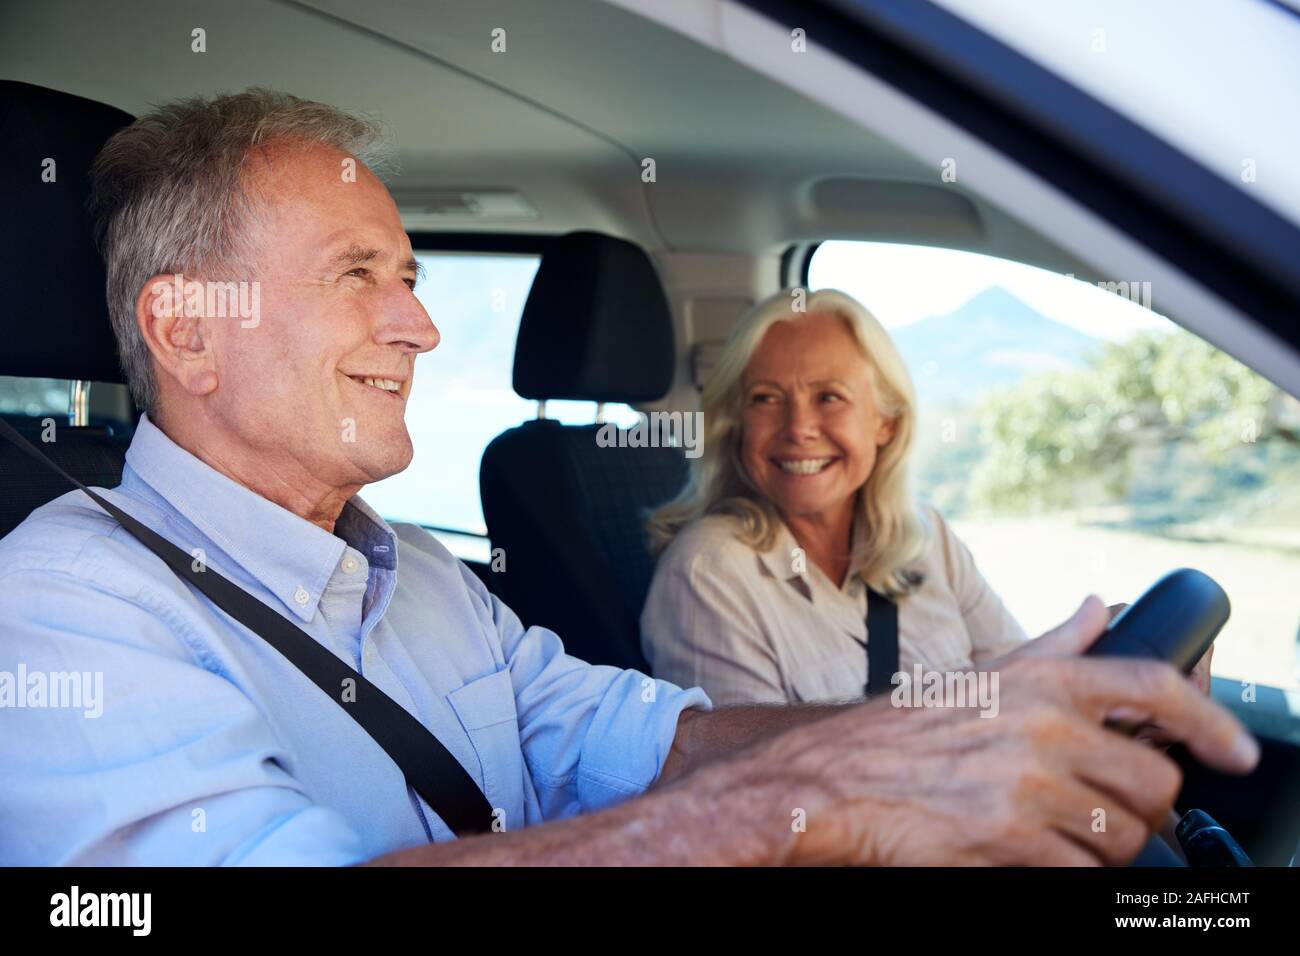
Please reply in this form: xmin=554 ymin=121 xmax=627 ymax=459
xmin=0 ymin=90 xmax=1257 ymax=866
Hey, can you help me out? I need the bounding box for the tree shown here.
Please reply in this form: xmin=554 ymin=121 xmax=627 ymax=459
xmin=968 ymin=329 xmax=1298 ymax=514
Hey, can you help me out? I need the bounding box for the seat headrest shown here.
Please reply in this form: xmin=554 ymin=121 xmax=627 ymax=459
xmin=0 ymin=81 xmax=133 ymax=383
xmin=513 ymin=231 xmax=675 ymax=403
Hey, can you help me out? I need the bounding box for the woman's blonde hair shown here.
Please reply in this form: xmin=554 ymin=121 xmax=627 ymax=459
xmin=647 ymin=288 xmax=929 ymax=597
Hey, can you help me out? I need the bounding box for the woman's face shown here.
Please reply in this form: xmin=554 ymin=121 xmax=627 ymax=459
xmin=739 ymin=311 xmax=896 ymax=528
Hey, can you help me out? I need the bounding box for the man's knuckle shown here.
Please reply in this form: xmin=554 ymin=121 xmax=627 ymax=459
xmin=1008 ymin=763 xmax=1048 ymax=801
xmin=1134 ymin=660 xmax=1181 ymax=699
xmin=1020 ymin=701 xmax=1070 ymax=741
xmin=1112 ymin=817 xmax=1150 ymax=859
xmin=988 ymin=799 xmax=1029 ymax=842
xmin=1153 ymin=758 xmax=1184 ymax=805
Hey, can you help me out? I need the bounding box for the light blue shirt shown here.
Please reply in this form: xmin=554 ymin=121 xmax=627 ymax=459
xmin=0 ymin=414 xmax=710 ymax=865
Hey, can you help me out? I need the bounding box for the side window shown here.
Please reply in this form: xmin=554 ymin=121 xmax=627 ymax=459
xmin=361 ymin=250 xmax=636 ymax=561
xmin=0 ymin=377 xmax=71 ymax=417
xmin=809 ymin=240 xmax=1300 ymax=692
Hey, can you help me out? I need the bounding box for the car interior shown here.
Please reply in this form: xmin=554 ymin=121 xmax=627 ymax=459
xmin=2 ymin=0 xmax=1298 ymax=866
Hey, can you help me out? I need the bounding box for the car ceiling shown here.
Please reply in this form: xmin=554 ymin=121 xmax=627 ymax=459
xmin=1 ymin=0 xmax=1084 ymax=271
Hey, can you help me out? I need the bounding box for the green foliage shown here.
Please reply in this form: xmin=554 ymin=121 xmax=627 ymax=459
xmin=967 ymin=330 xmax=1293 ymax=514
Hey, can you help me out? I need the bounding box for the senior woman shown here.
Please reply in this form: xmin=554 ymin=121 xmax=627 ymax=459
xmin=640 ymin=288 xmax=1029 ymax=705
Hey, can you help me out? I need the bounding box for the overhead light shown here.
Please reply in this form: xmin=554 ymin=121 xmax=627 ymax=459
xmin=393 ymin=189 xmax=538 ymax=226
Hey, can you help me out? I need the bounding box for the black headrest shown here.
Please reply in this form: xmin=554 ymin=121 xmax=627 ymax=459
xmin=0 ymin=81 xmax=133 ymax=383
xmin=513 ymin=231 xmax=675 ymax=403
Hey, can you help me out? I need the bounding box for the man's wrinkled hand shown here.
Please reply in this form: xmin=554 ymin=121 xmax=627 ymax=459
xmin=748 ymin=597 xmax=1257 ymax=866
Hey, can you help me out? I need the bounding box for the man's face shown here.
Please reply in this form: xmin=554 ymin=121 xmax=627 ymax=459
xmin=199 ymin=142 xmax=438 ymax=491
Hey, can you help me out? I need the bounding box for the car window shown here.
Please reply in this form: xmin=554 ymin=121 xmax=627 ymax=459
xmin=930 ymin=0 xmax=1300 ymax=224
xmin=360 ymin=249 xmax=637 ymax=560
xmin=810 ymin=240 xmax=1300 ymax=692
xmin=0 ymin=376 xmax=71 ymax=418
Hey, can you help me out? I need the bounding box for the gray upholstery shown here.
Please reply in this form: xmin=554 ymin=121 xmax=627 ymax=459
xmin=0 ymin=83 xmax=135 ymax=541
xmin=481 ymin=232 xmax=685 ymax=670
xmin=481 ymin=422 xmax=686 ymax=670
xmin=0 ymin=80 xmax=132 ymax=382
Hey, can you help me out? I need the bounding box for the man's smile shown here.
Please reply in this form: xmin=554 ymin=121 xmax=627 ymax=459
xmin=341 ymin=371 xmax=408 ymax=400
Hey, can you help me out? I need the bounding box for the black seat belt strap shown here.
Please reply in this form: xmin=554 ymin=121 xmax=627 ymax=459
xmin=865 ymin=586 xmax=899 ymax=698
xmin=0 ymin=418 xmax=495 ymax=837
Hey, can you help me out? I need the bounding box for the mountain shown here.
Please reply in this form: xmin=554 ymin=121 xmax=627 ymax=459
xmin=889 ymin=285 xmax=1098 ymax=407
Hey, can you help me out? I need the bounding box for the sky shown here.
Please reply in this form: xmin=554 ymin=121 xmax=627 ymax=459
xmin=809 ymin=240 xmax=1175 ymax=341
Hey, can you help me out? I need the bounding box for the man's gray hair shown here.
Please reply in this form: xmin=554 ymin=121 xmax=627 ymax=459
xmin=89 ymin=88 xmax=392 ymax=414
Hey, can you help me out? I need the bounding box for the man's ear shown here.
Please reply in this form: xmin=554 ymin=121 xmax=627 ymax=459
xmin=135 ymin=274 xmax=219 ymax=398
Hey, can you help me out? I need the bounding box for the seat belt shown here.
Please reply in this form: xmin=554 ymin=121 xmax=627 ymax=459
xmin=864 ymin=586 xmax=899 ymax=698
xmin=0 ymin=418 xmax=496 ymax=838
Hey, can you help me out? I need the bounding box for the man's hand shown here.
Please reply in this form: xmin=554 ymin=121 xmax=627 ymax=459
xmin=373 ymin=597 xmax=1253 ymax=867
xmin=1104 ymin=601 xmax=1215 ymax=746
xmin=698 ymin=596 xmax=1258 ymax=866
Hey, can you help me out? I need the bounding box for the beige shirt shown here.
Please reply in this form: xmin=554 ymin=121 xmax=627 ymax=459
xmin=640 ymin=505 xmax=1028 ymax=705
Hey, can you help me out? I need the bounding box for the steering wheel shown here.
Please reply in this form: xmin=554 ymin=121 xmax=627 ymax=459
xmin=1088 ymin=568 xmax=1253 ymax=866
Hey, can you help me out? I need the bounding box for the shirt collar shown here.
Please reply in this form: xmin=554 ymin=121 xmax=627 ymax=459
xmin=756 ymin=513 xmax=869 ymax=596
xmin=122 ymin=413 xmax=398 ymax=623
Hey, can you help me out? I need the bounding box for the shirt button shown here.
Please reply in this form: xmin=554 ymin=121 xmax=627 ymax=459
xmin=364 ymin=645 xmax=376 ymax=664
xmin=341 ymin=555 xmax=360 ymax=574
xmin=293 ymin=586 xmax=310 ymax=606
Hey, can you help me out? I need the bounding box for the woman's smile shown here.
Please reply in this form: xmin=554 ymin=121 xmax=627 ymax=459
xmin=770 ymin=456 xmax=840 ymax=477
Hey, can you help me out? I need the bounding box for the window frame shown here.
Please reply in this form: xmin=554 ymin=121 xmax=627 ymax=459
xmin=742 ymin=0 xmax=1300 ymax=361
xmin=381 ymin=234 xmax=554 ymax=550
xmin=780 ymin=241 xmax=820 ymax=289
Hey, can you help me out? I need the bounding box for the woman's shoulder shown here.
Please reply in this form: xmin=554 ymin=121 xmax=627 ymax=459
xmin=650 ymin=515 xmax=780 ymax=590
xmin=910 ymin=500 xmax=957 ymax=541
xmin=643 ymin=513 xmax=770 ymax=636
xmin=910 ymin=501 xmax=980 ymax=585
xmin=654 ymin=512 xmax=766 ymax=578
